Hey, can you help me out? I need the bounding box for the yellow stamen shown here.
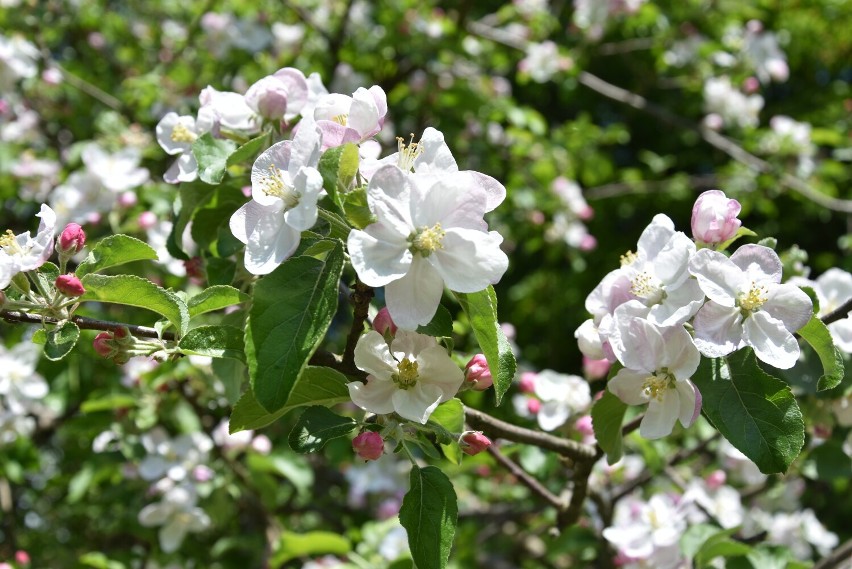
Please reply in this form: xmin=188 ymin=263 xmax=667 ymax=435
xmin=332 ymin=114 xmax=348 ymax=126
xmin=410 ymin=223 xmax=446 ymax=256
xmin=258 ymin=164 xmax=300 ymax=208
xmin=630 ymin=271 xmax=660 ymax=300
xmin=0 ymin=230 xmax=21 ymax=254
xmin=739 ymin=281 xmax=768 ymax=312
xmin=392 ymin=357 xmax=420 ymax=390
xmin=170 ymin=122 xmax=198 ymax=143
xmin=396 ymin=133 xmax=424 ymax=171
xmin=642 ymin=372 xmax=673 ymax=402
xmin=620 ymin=250 xmax=638 ymax=266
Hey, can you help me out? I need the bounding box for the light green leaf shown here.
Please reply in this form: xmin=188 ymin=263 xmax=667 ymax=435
xmin=75 ymin=235 xmax=158 ymax=278
xmin=188 ymin=285 xmax=249 ymax=319
xmin=44 ymin=321 xmax=80 ymax=361
xmin=696 ymin=529 xmax=752 ymax=566
xmin=455 ymin=286 xmax=516 ymax=405
xmin=288 ymin=405 xmax=357 ymax=453
xmin=341 ymin=185 xmax=375 ymax=229
xmin=417 ymin=304 xmax=454 ymax=338
xmin=271 ymin=531 xmax=351 ymax=567
xmin=399 ymin=465 xmax=458 ymax=569
xmin=246 ymin=245 xmax=344 ymax=412
xmin=318 ymin=143 xmax=359 ymax=207
xmin=681 ymin=523 xmax=720 ymax=560
xmin=226 ymin=131 xmax=270 ymax=167
xmin=692 ymin=350 xmax=805 ymax=474
xmin=80 ymin=394 xmax=138 ymax=414
xmin=178 ymin=325 xmax=245 ymax=361
xmin=192 ymin=132 xmax=237 ymax=184
xmin=229 ymin=366 xmax=351 ymax=433
xmin=428 ymin=399 xmax=464 ymax=464
xmin=591 ymin=389 xmax=628 ymax=465
xmin=797 ymin=316 xmax=845 ymax=391
xmin=79 ymin=274 xmax=189 ymax=336
xmin=714 ymin=226 xmax=758 ymax=253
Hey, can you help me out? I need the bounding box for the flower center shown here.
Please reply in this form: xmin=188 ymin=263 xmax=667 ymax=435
xmin=738 ymin=281 xmax=768 ymax=312
xmin=409 ymin=223 xmax=446 ymax=257
xmin=392 ymin=357 xmax=419 ymax=390
xmin=642 ymin=371 xmax=674 ymax=402
xmin=620 ymin=250 xmax=638 ymax=266
xmin=259 ymin=164 xmax=300 ymax=209
xmin=170 ymin=123 xmax=198 ymax=143
xmin=396 ymin=134 xmax=423 ymax=171
xmin=332 ymin=113 xmax=348 ymax=126
xmin=0 ymin=229 xmax=22 ymax=255
xmin=630 ymin=271 xmax=663 ymax=304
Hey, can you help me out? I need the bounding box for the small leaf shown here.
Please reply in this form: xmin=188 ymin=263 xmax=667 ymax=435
xmin=80 ymin=274 xmax=189 ymax=336
xmin=80 ymin=394 xmax=138 ymax=414
xmin=75 ymin=235 xmax=158 ymax=278
xmin=592 ymin=389 xmax=628 ymax=465
xmin=455 ymin=286 xmax=516 ymax=405
xmin=428 ymin=399 xmax=464 ymax=464
xmin=229 ymin=366 xmax=351 ymax=433
xmin=341 ymin=185 xmax=376 ymax=229
xmin=178 ymin=325 xmax=245 ymax=361
xmin=318 ymin=143 xmax=359 ymax=207
xmin=188 ymin=285 xmax=249 ymax=319
xmin=715 ymin=226 xmax=758 ymax=252
xmin=288 ymin=405 xmax=357 ymax=453
xmin=192 ymin=132 xmax=237 ymax=184
xmin=692 ymin=350 xmax=805 ymax=474
xmin=399 ymin=465 xmax=458 ymax=569
xmin=695 ymin=529 xmax=752 ymax=566
xmin=417 ymin=304 xmax=454 ymax=338
xmin=226 ymin=132 xmax=270 ymax=167
xmin=169 ymin=182 xmax=216 ymax=260
xmin=797 ymin=316 xmax=845 ymax=391
xmin=44 ymin=321 xmax=80 ymax=361
xmin=271 ymin=530 xmax=351 ymax=567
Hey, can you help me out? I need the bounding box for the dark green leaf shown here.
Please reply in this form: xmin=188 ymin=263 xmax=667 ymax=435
xmin=417 ymin=304 xmax=454 ymax=337
xmin=592 ymin=390 xmax=628 ymax=465
xmin=75 ymin=235 xmax=158 ymax=278
xmin=399 ymin=465 xmax=458 ymax=569
xmin=44 ymin=321 xmax=80 ymax=361
xmin=288 ymin=405 xmax=357 ymax=453
xmin=229 ymin=366 xmax=351 ymax=433
xmin=428 ymin=399 xmax=464 ymax=464
xmin=169 ymin=182 xmax=216 ymax=260
xmin=797 ymin=316 xmax=845 ymax=391
xmin=246 ymin=245 xmax=344 ymax=412
xmin=79 ymin=274 xmax=189 ymax=336
xmin=455 ymin=286 xmax=516 ymax=405
xmin=692 ymin=350 xmax=804 ymax=474
xmin=226 ymin=131 xmax=270 ymax=167
xmin=188 ymin=285 xmax=249 ymax=318
xmin=192 ymin=132 xmax=237 ymax=184
xmin=178 ymin=325 xmax=245 ymax=361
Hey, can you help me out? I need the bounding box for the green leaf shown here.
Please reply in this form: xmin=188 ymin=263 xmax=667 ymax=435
xmin=79 ymin=274 xmax=189 ymax=336
xmin=797 ymin=316 xmax=845 ymax=391
xmin=246 ymin=245 xmax=344 ymax=412
xmin=681 ymin=524 xmax=721 ymax=560
xmin=428 ymin=399 xmax=464 ymax=464
xmin=169 ymin=182 xmax=216 ymax=260
xmin=341 ymin=185 xmax=376 ymax=229
xmin=189 ymin=185 xmax=246 ymax=258
xmin=455 ymin=286 xmax=516 ymax=405
xmin=591 ymin=389 xmax=628 ymax=465
xmin=417 ymin=304 xmax=454 ymax=337
xmin=75 ymin=235 xmax=158 ymax=278
xmin=318 ymin=143 xmax=359 ymax=207
xmin=226 ymin=131 xmax=270 ymax=167
xmin=80 ymin=394 xmax=138 ymax=413
xmin=188 ymin=285 xmax=249 ymax=318
xmin=178 ymin=325 xmax=245 ymax=361
xmin=42 ymin=321 xmax=80 ymax=361
xmin=695 ymin=529 xmax=752 ymax=567
xmin=229 ymin=366 xmax=351 ymax=433
xmin=714 ymin=226 xmax=758 ymax=252
xmin=692 ymin=350 xmax=805 ymax=474
xmin=192 ymin=132 xmax=237 ymax=184
xmin=399 ymin=465 xmax=458 ymax=569
xmin=271 ymin=531 xmax=351 ymax=567
xmin=288 ymin=405 xmax=357 ymax=453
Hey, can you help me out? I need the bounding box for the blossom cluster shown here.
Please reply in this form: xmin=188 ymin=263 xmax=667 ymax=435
xmin=576 ymin=189 xmax=814 ymax=439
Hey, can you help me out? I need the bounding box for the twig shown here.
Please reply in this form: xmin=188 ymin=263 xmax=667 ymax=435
xmin=464 ymin=407 xmax=598 ymax=462
xmin=558 ymin=458 xmax=595 ymax=527
xmin=0 ymin=310 xmax=175 ymax=341
xmin=585 ymin=174 xmax=718 ymax=201
xmin=341 ymin=280 xmax=373 ymax=373
xmin=812 ymin=537 xmax=852 ymax=569
xmin=487 ymin=444 xmax=566 ymax=511
xmin=821 ymin=296 xmax=852 ymax=327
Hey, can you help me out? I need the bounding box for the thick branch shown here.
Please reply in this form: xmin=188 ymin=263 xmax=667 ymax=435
xmin=487 ymin=445 xmax=566 ymax=511
xmin=0 ymin=310 xmax=175 ymax=341
xmin=464 ymin=407 xmax=597 ymax=462
xmin=342 ymin=280 xmax=374 ymax=374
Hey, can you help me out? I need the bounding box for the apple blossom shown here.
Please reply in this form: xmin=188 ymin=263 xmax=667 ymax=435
xmin=790 ymin=267 xmax=852 ymax=353
xmin=691 ymin=189 xmax=742 ymax=245
xmin=348 ymin=329 xmax=464 ymax=423
xmin=348 ymin=165 xmax=508 ymax=330
xmin=313 ymin=85 xmax=387 ymax=149
xmin=372 ymin=306 xmax=398 ymax=337
xmin=0 ymin=204 xmax=56 ymax=289
xmin=138 ymin=427 xmax=213 ymax=482
xmin=703 ymin=76 xmax=763 ymax=128
xmin=81 ymin=144 xmax=149 ymax=193
xmin=0 ymin=342 xmax=48 ymax=410
xmin=532 ymin=369 xmax=592 ymax=431
xmin=199 ymin=85 xmax=260 ymax=134
xmin=229 ymin=122 xmax=324 ymax=274
xmin=602 ymin=493 xmax=687 ymax=567
xmin=688 ymin=244 xmax=813 ymax=368
xmin=155 ymin=108 xmax=215 ymax=183
xmin=460 ymin=431 xmax=492 ymax=455
xmin=137 ymin=484 xmax=211 ymax=553
xmin=352 ymin=431 xmax=384 ymax=461
xmin=244 ymin=67 xmax=308 ymax=121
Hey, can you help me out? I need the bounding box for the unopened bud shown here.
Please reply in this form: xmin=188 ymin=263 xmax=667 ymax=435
xmin=706 ymin=469 xmax=726 ymax=490
xmin=691 ymin=189 xmax=742 ymax=245
xmin=574 ymin=415 xmax=595 ymax=437
xmin=352 ymin=431 xmax=384 ymax=461
xmin=14 ymin=551 xmax=30 ymax=565
xmin=138 ymin=211 xmax=157 ymax=231
xmin=245 ymin=76 xmax=291 ymax=120
xmin=527 ymin=398 xmax=541 ymax=414
xmin=464 ymin=354 xmax=493 ymax=390
xmin=373 ymin=307 xmax=397 ymax=337
xmin=58 ymin=223 xmax=86 ymax=255
xmin=518 ymin=371 xmax=537 ymax=394
xmin=93 ymin=332 xmax=115 ymax=358
xmin=55 ymin=274 xmax=85 ymax=297
xmin=92 ymin=328 xmax=133 ymax=363
xmin=582 ymin=356 xmax=611 ymax=380
xmin=460 ymin=431 xmax=492 ymax=456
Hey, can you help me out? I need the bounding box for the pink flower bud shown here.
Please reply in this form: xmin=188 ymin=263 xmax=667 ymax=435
xmin=574 ymin=415 xmax=595 ymax=437
xmin=59 ymin=223 xmax=86 ymax=255
xmin=251 ymin=434 xmax=272 ymax=454
xmin=742 ymin=76 xmax=760 ymax=94
xmin=245 ymin=76 xmax=291 ymax=120
xmin=93 ymin=332 xmax=114 ymax=358
xmin=138 ymin=211 xmax=157 ymax=230
xmin=42 ymin=67 xmax=63 ymax=85
xmin=373 ymin=307 xmax=397 ymax=337
xmin=192 ymin=465 xmax=215 ymax=482
xmin=118 ymin=191 xmax=138 ymax=208
xmin=582 ymin=356 xmax=611 ymax=380
xmin=352 ymin=431 xmax=384 ymax=461
xmin=691 ymin=189 xmax=742 ymax=244
xmin=703 ymin=113 xmax=724 ymax=131
xmin=14 ymin=550 xmax=30 ymax=565
xmin=464 ymin=354 xmax=493 ymax=390
xmin=55 ymin=274 xmax=85 ymax=297
xmin=519 ymin=371 xmax=537 ymax=394
xmin=461 ymin=431 xmax=492 ymax=456
xmin=705 ymin=469 xmax=726 ymax=490
xmin=579 ymin=234 xmax=597 ymax=251
xmin=527 ymin=398 xmax=541 ymax=414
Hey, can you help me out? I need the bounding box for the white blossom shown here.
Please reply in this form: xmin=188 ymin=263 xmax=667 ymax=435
xmin=703 ymin=76 xmax=764 ymax=129
xmin=313 ymin=85 xmax=387 ymax=149
xmin=0 ymin=204 xmax=56 ymax=289
xmin=532 ymin=370 xmax=591 ymax=431
xmin=138 ymin=484 xmax=211 ymax=553
xmin=138 ymin=427 xmax=213 ymax=482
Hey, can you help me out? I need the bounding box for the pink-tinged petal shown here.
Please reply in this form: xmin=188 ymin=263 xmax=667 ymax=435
xmin=537 ymin=399 xmax=571 ymax=431
xmin=283 ymin=168 xmax=322 ymax=231
xmin=413 ymin=127 xmax=458 ymax=173
xmin=663 ymin=325 xmax=701 ymax=381
xmin=354 ymin=330 xmax=397 ymax=379
xmin=743 ymin=310 xmax=800 ymax=369
xmin=637 ymin=214 xmax=675 ymax=260
xmin=585 ymin=268 xmax=634 ymax=320
xmin=429 ymin=229 xmax=508 ymax=293
xmin=409 ymin=172 xmax=488 ymax=231
xmin=730 ymin=244 xmax=782 ymax=284
xmin=763 ymin=284 xmax=813 ymax=333
xmin=347 ymin=225 xmax=411 ymax=287
xmin=368 ymin=85 xmax=388 ymax=124
xmin=689 ymin=249 xmax=743 ymax=307
xmin=316 ymin=121 xmax=347 ymax=149
xmin=693 ymin=301 xmax=743 ymax=358
xmin=251 ymin=141 xmax=293 ymax=206
xmin=654 ymin=232 xmax=696 ymax=288
xmin=348 ymin=376 xmax=398 ymax=416
xmin=675 ymin=380 xmax=699 ymax=428
xmin=640 ymin=390 xmax=680 ymax=439
xmin=385 ymin=256 xmax=444 ymax=330
xmin=392 ymin=383 xmax=444 ymax=423
xmin=272 ymin=67 xmax=309 ymax=117
xmin=348 ymin=87 xmax=380 ymax=138
xmin=609 ymin=368 xmax=651 ymax=406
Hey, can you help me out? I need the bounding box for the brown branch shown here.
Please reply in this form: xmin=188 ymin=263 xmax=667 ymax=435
xmin=821 ymin=296 xmax=852 ymax=327
xmin=487 ymin=444 xmax=566 ymax=511
xmin=0 ymin=310 xmax=175 ymax=341
xmin=341 ymin=280 xmax=373 ymax=374
xmin=585 ymin=174 xmax=718 ymax=201
xmin=558 ymin=458 xmax=595 ymax=527
xmin=812 ymin=537 xmax=852 ymax=569
xmin=464 ymin=407 xmax=598 ymax=462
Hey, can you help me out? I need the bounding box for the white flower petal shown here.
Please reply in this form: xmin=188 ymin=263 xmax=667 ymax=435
xmin=743 ymin=310 xmax=800 ymax=369
xmin=392 ymin=383 xmax=444 ymax=423
xmin=416 ymin=345 xmax=465 ymax=397
xmin=693 ymin=301 xmax=743 ymax=358
xmin=662 ymin=325 xmax=701 ymax=381
xmin=288 ymin=122 xmax=322 ymax=176
xmin=409 ymin=172 xmax=488 ymax=232
xmin=648 ymin=279 xmax=705 ymax=327
xmin=241 ymin=202 xmax=301 ymax=275
xmin=675 ymin=380 xmax=699 ymax=428
xmin=354 ymin=330 xmax=398 ymax=378
xmin=413 ymin=127 xmax=458 ymax=173
xmin=348 ymin=87 xmax=380 ymax=138
xmin=730 ymin=244 xmax=782 ymax=284
xmin=430 ymin=229 xmax=508 ymax=293
xmin=763 ymin=284 xmax=813 ymax=333
xmin=689 ymin=248 xmax=743 ymax=307
xmin=636 ymin=214 xmax=675 ymax=260
xmin=640 ymin=390 xmax=680 ymax=439
xmin=348 ymin=376 xmax=398 ymax=416
xmin=653 ymin=232 xmax=695 ymax=288
xmin=385 ymin=256 xmax=445 ymax=330
xmin=608 ymin=368 xmax=651 ymax=406
xmin=138 ymin=503 xmax=171 ymax=527
xmin=159 ymin=518 xmax=189 ymax=553
xmin=537 ymin=399 xmax=571 ymax=431
xmin=283 ymin=167 xmax=322 ymax=231
xmin=347 ymin=225 xmax=411 ymax=287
